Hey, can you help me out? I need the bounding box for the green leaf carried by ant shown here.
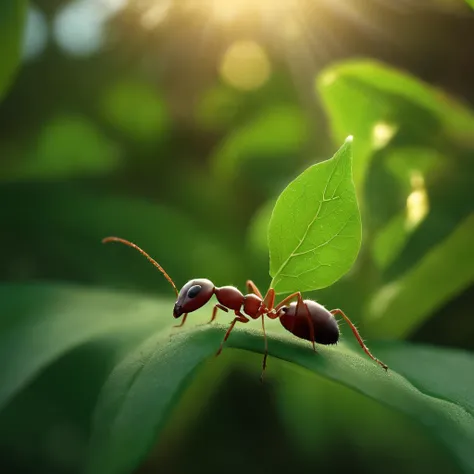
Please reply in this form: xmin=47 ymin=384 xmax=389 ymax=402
xmin=268 ymin=137 xmax=361 ymax=295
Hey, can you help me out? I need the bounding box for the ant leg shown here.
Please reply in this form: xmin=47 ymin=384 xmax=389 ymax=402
xmin=330 ymin=309 xmax=388 ymax=371
xmin=262 ymin=288 xmax=275 ymax=312
xmin=207 ymin=303 xmax=228 ymax=324
xmin=260 ymin=315 xmax=269 ymax=382
xmin=296 ymin=296 xmax=316 ymax=352
xmin=274 ymin=291 xmax=302 ymax=312
xmin=272 ymin=292 xmax=316 ymax=351
xmin=173 ymin=313 xmax=188 ymax=328
xmin=267 ymin=291 xmax=301 ymax=319
xmin=215 ymin=311 xmax=249 ymax=357
xmin=246 ymin=280 xmax=263 ymax=299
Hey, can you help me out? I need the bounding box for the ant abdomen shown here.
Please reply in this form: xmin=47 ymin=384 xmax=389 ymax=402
xmin=279 ymin=300 xmax=339 ymax=345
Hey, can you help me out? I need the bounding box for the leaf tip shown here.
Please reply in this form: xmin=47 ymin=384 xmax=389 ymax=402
xmin=345 ymin=135 xmax=354 ymax=143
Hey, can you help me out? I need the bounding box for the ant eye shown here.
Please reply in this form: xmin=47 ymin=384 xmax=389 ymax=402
xmin=187 ymin=285 xmax=202 ymax=298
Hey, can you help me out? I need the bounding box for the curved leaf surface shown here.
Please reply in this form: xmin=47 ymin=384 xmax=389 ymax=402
xmin=268 ymin=137 xmax=361 ymax=294
xmin=373 ymin=341 xmax=474 ymax=417
xmin=0 ymin=283 xmax=171 ymax=410
xmin=85 ymin=325 xmax=474 ymax=474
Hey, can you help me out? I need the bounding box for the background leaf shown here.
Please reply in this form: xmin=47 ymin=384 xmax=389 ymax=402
xmin=268 ymin=138 xmax=361 ymax=294
xmin=0 ymin=283 xmax=170 ymax=410
xmin=210 ymin=105 xmax=308 ymax=189
xmin=316 ymin=59 xmax=474 ymax=188
xmin=2 ymin=115 xmax=122 ymax=181
xmin=0 ymin=184 xmax=242 ymax=290
xmin=365 ymin=214 xmax=474 ymax=338
xmin=0 ymin=0 xmax=26 ymax=101
xmin=100 ymin=80 xmax=169 ymax=143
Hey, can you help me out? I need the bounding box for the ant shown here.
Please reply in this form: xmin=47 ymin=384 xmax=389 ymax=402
xmin=102 ymin=236 xmax=388 ymax=379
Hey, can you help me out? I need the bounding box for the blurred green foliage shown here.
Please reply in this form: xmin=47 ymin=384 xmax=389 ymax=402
xmin=0 ymin=1 xmax=27 ymax=101
xmin=0 ymin=1 xmax=474 ymax=474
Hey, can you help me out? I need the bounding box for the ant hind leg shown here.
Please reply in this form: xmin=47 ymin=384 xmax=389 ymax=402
xmin=330 ymin=309 xmax=388 ymax=371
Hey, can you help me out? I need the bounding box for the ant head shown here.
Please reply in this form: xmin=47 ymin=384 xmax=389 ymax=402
xmin=173 ymin=279 xmax=215 ymax=318
xmin=101 ymin=237 xmax=216 ymax=319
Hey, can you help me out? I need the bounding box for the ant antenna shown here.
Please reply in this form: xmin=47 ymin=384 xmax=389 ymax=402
xmin=102 ymin=236 xmax=179 ymax=297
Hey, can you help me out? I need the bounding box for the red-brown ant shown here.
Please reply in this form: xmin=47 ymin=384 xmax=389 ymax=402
xmin=102 ymin=236 xmax=388 ymax=378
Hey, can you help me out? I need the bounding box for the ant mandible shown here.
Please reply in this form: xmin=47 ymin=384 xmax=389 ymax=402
xmin=102 ymin=236 xmax=388 ymax=378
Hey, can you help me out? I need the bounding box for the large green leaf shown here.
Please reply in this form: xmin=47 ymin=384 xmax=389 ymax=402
xmin=0 ymin=0 xmax=27 ymax=100
xmin=373 ymin=341 xmax=474 ymax=417
xmin=277 ymin=355 xmax=463 ymax=472
xmin=268 ymin=137 xmax=361 ymax=294
xmin=365 ymin=214 xmax=474 ymax=338
xmin=466 ymin=0 xmax=474 ymax=9
xmin=316 ymin=60 xmax=474 ymax=188
xmin=85 ymin=324 xmax=474 ymax=474
xmin=0 ymin=283 xmax=170 ymax=411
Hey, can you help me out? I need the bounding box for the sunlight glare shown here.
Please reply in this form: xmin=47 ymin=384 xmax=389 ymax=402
xmin=219 ymin=41 xmax=271 ymax=91
xmin=183 ymin=0 xmax=299 ymax=23
xmin=140 ymin=0 xmax=172 ymax=29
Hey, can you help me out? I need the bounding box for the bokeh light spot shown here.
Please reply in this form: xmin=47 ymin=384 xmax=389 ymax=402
xmin=406 ymin=171 xmax=429 ymax=230
xmin=219 ymin=41 xmax=271 ymax=91
xmin=372 ymin=121 xmax=397 ymax=150
xmin=22 ymin=4 xmax=48 ymax=62
xmin=53 ymin=0 xmax=108 ymax=57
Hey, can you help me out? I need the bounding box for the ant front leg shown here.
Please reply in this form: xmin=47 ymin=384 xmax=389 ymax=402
xmin=206 ymin=303 xmax=228 ymax=324
xmin=215 ymin=311 xmax=249 ymax=357
xmin=173 ymin=313 xmax=188 ymax=328
xmin=330 ymin=309 xmax=388 ymax=371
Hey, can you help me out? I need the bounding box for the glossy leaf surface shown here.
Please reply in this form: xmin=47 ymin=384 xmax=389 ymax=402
xmin=268 ymin=138 xmax=361 ymax=294
xmin=85 ymin=324 xmax=474 ymax=474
